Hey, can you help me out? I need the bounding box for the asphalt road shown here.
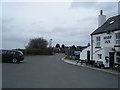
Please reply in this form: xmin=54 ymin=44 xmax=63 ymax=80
xmin=2 ymin=54 xmax=118 ymax=88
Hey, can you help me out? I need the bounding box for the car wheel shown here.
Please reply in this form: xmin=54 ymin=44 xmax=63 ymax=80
xmin=17 ymin=60 xmax=20 ymax=63
xmin=12 ymin=58 xmax=18 ymax=63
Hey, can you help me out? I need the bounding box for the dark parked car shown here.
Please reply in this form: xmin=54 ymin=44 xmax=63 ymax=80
xmin=2 ymin=50 xmax=24 ymax=63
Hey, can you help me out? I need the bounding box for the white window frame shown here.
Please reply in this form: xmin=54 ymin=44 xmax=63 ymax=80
xmin=115 ymin=32 xmax=120 ymax=45
xmin=96 ymin=36 xmax=101 ymax=47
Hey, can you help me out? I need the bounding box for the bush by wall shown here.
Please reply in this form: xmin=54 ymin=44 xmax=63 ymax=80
xmin=25 ymin=48 xmax=53 ymax=55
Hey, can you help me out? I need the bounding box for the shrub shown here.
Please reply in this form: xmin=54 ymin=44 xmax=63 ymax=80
xmin=25 ymin=48 xmax=53 ymax=55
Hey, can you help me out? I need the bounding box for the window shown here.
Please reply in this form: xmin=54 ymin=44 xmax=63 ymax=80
xmin=96 ymin=36 xmax=101 ymax=47
xmin=116 ymin=52 xmax=120 ymax=63
xmin=115 ymin=33 xmax=120 ymax=45
xmin=109 ymin=20 xmax=115 ymax=24
xmin=2 ymin=51 xmax=7 ymax=55
xmin=7 ymin=51 xmax=15 ymax=55
xmin=11 ymin=51 xmax=16 ymax=55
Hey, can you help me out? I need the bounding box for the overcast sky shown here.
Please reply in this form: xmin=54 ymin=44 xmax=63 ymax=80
xmin=1 ymin=1 xmax=119 ymax=49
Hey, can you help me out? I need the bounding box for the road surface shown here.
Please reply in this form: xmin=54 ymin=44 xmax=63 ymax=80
xmin=2 ymin=54 xmax=118 ymax=88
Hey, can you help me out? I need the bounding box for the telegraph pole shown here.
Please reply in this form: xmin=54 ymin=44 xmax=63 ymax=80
xmin=49 ymin=39 xmax=52 ymax=48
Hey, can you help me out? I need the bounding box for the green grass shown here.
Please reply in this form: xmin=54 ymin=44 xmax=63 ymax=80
xmin=64 ymin=56 xmax=75 ymax=60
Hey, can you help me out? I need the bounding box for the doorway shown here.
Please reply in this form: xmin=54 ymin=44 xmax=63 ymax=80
xmin=87 ymin=51 xmax=90 ymax=63
xmin=109 ymin=52 xmax=114 ymax=68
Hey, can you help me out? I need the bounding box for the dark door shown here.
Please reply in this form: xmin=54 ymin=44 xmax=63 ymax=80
xmin=109 ymin=52 xmax=114 ymax=68
xmin=87 ymin=51 xmax=90 ymax=63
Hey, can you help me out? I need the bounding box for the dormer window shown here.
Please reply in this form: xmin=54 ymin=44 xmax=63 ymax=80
xmin=109 ymin=20 xmax=115 ymax=25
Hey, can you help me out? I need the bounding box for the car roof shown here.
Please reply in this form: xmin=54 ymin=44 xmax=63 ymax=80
xmin=2 ymin=50 xmax=21 ymax=52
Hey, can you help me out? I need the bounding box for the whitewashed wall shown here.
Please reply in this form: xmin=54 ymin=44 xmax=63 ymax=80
xmin=80 ymin=46 xmax=90 ymax=60
xmin=92 ymin=30 xmax=120 ymax=67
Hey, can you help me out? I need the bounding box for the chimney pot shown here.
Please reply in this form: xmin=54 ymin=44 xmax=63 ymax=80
xmin=100 ymin=10 xmax=103 ymax=15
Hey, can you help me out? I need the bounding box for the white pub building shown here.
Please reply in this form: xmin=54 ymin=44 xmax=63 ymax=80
xmin=91 ymin=10 xmax=120 ymax=68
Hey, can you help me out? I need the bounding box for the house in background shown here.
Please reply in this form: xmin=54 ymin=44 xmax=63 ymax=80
xmin=91 ymin=10 xmax=120 ymax=68
xmin=80 ymin=43 xmax=91 ymax=62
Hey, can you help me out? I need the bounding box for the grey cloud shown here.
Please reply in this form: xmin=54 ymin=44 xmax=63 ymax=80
xmin=80 ymin=16 xmax=97 ymax=22
xmin=2 ymin=41 xmax=25 ymax=49
xmin=52 ymin=27 xmax=84 ymax=37
xmin=2 ymin=18 xmax=17 ymax=34
xmin=2 ymin=25 xmax=14 ymax=35
xmin=95 ymin=2 xmax=118 ymax=17
xmin=52 ymin=23 xmax=96 ymax=36
xmin=52 ymin=34 xmax=90 ymax=46
xmin=2 ymin=2 xmax=118 ymax=49
xmin=2 ymin=36 xmax=27 ymax=49
xmin=70 ymin=2 xmax=97 ymax=9
xmin=31 ymin=21 xmax=43 ymax=26
xmin=2 ymin=25 xmax=91 ymax=49
xmin=70 ymin=2 xmax=118 ymax=17
xmin=96 ymin=2 xmax=117 ymax=11
xmin=50 ymin=27 xmax=92 ymax=45
xmin=2 ymin=16 xmax=96 ymax=49
xmin=70 ymin=2 xmax=117 ymax=11
xmin=2 ymin=25 xmax=30 ymax=49
xmin=52 ymin=27 xmax=79 ymax=33
xmin=77 ymin=16 xmax=98 ymax=28
xmin=2 ymin=36 xmax=26 ymax=43
xmin=2 ymin=18 xmax=15 ymax=23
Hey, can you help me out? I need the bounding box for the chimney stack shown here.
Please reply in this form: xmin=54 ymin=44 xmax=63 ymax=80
xmin=98 ymin=10 xmax=106 ymax=27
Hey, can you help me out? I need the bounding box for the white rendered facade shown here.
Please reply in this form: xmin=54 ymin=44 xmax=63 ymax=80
xmin=91 ymin=30 xmax=120 ymax=67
